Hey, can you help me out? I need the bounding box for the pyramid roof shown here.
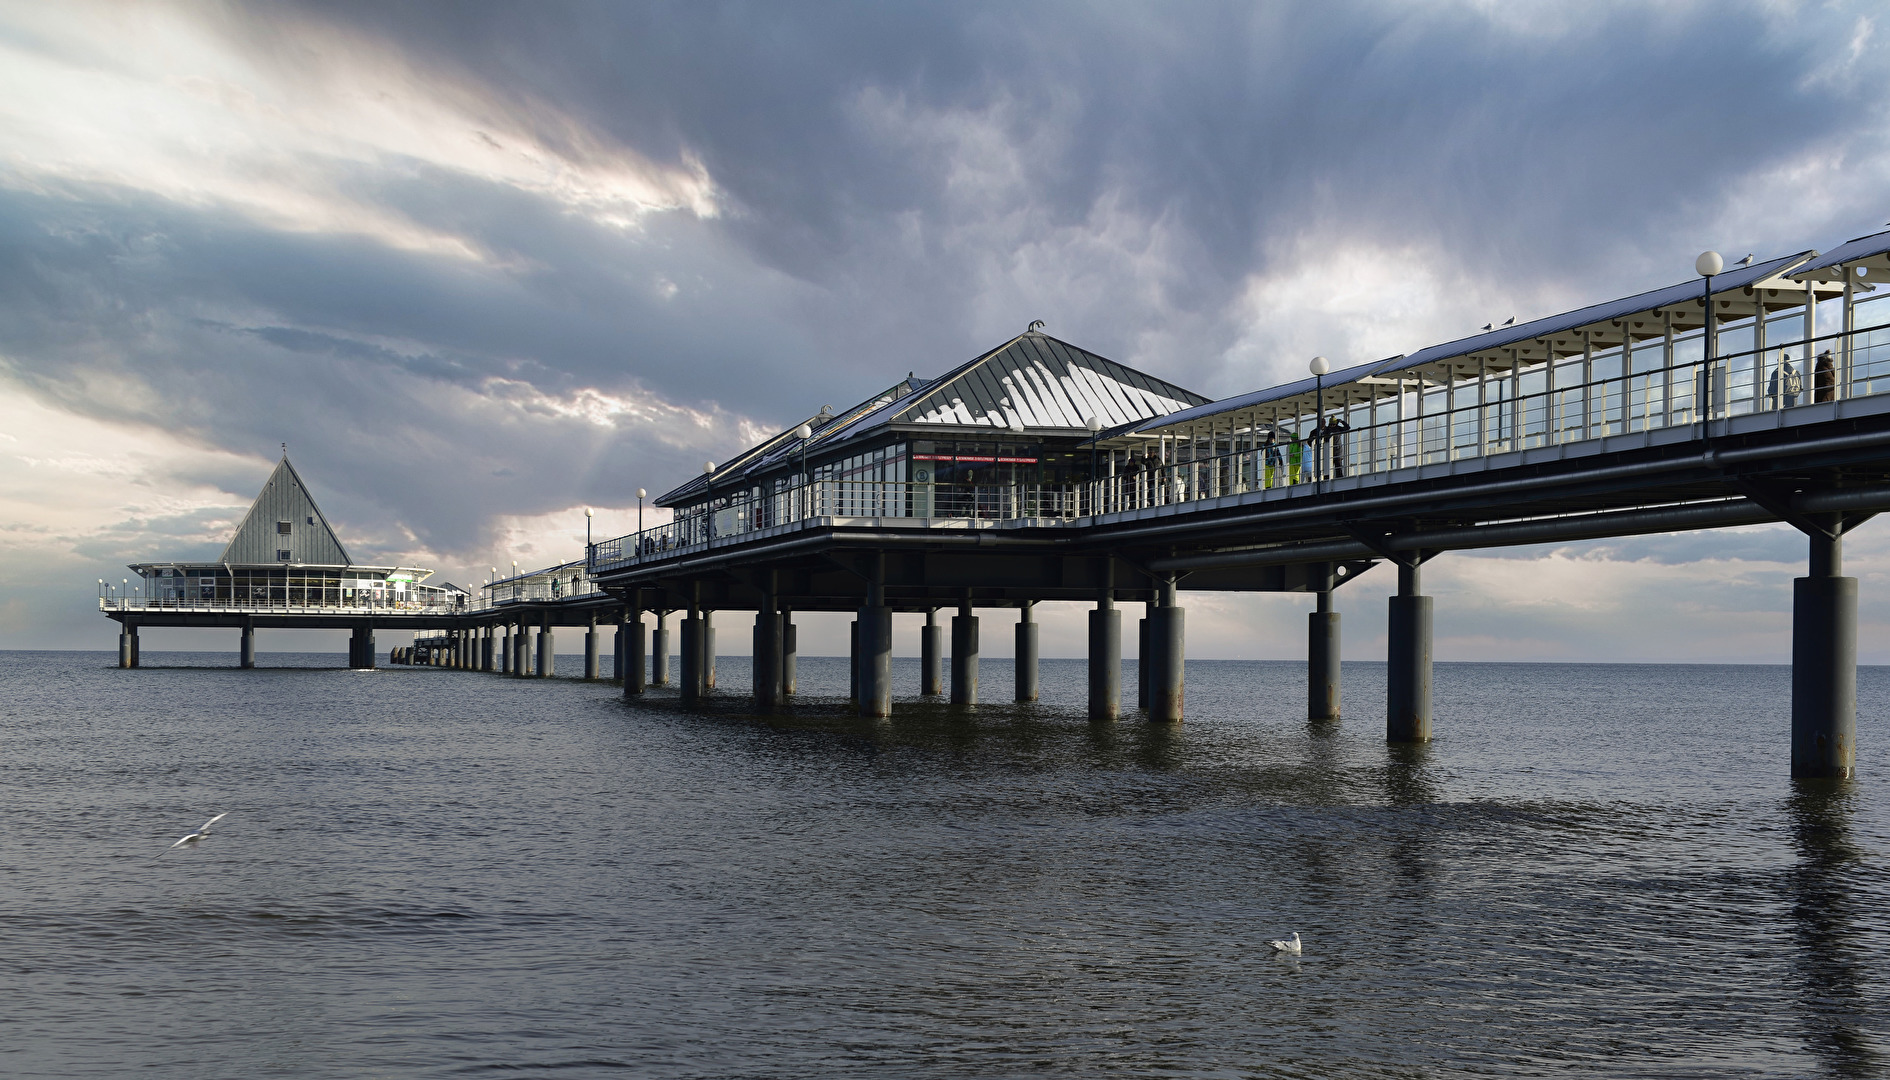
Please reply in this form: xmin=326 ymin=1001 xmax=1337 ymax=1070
xmin=218 ymin=455 xmax=354 ymax=565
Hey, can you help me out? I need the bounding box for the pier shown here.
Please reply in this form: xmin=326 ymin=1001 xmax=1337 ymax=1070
xmin=103 ymin=233 xmax=1890 ymax=780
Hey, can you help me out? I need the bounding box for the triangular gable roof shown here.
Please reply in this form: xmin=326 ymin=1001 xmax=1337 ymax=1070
xmin=836 ymin=331 xmax=1208 ymax=445
xmin=219 ymin=455 xmax=354 ymax=564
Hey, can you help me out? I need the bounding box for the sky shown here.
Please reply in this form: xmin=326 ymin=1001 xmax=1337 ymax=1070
xmin=4 ymin=0 xmax=1890 ymax=662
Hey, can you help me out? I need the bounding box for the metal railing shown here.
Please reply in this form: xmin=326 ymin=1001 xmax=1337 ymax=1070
xmin=590 ymin=481 xmax=1080 ymax=570
xmin=589 ymin=322 xmax=1890 ymax=574
xmin=99 ymin=594 xmax=473 ymax=615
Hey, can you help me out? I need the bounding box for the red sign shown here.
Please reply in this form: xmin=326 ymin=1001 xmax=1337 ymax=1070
xmin=910 ymin=454 xmax=1037 ymax=463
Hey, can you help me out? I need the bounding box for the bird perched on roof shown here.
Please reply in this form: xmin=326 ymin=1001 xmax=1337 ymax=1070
xmin=1503 ymin=316 xmax=1515 ymax=326
xmin=1482 ymin=323 xmax=1493 ymax=332
xmin=1739 ymin=254 xmax=1754 ymax=266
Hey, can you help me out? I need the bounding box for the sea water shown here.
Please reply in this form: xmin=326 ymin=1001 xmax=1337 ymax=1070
xmin=2 ymin=650 xmax=1886 ymax=1077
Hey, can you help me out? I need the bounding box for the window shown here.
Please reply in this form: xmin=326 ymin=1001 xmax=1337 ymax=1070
xmin=277 ymin=521 xmax=292 ymax=534
xmin=277 ymin=549 xmax=293 ymax=561
xmin=307 ymin=516 xmax=315 ymax=525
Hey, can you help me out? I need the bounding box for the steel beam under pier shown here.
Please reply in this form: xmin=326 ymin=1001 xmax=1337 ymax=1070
xmin=1148 ymin=577 xmax=1184 ymax=723
xmin=1016 ymin=602 xmax=1040 ymax=703
xmin=1793 ymin=530 xmax=1858 ymax=778
xmin=951 ymin=598 xmax=978 ymax=705
xmin=921 ymin=609 xmax=942 ymax=696
xmin=240 ymin=622 xmax=256 ymax=669
xmin=1309 ymin=588 xmax=1340 ymax=721
xmin=1387 ymin=558 xmax=1433 ymax=743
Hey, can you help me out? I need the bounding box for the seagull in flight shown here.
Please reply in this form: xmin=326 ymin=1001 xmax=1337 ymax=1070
xmin=156 ymin=812 xmax=228 ymax=859
xmin=1267 ymin=931 xmax=1303 ymax=955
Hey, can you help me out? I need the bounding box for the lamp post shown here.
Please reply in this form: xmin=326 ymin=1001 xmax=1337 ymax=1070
xmin=636 ymin=488 xmax=646 ymax=535
xmin=1697 ymin=250 xmax=1722 ymax=424
xmin=1310 ymin=355 xmax=1330 ymax=481
xmin=795 ymin=423 xmax=813 ymax=519
xmin=1084 ymin=415 xmax=1103 ymax=513
xmin=584 ymin=507 xmax=593 ymax=549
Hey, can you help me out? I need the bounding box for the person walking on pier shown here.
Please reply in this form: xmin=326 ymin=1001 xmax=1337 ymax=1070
xmin=1770 ymin=352 xmax=1804 ymax=410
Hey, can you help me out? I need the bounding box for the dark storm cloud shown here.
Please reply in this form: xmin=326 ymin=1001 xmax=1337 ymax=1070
xmin=4 ymin=0 xmax=1888 ymax=580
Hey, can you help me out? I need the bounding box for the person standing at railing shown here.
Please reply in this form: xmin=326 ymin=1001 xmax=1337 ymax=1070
xmin=1287 ymin=430 xmax=1304 ymax=484
xmin=1769 ymin=352 xmax=1804 ymax=409
xmin=1263 ymin=430 xmax=1282 ymax=488
xmin=1319 ymin=415 xmax=1352 ymax=478
xmin=1815 ymin=348 xmax=1836 ymax=403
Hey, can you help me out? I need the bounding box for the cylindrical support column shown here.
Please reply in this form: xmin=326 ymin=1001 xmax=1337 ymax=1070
xmin=652 ymin=613 xmax=670 ymax=687
xmin=1309 ymin=589 xmax=1340 ymax=721
xmin=1016 ymin=603 xmax=1040 ymax=703
xmin=849 ymin=619 xmax=861 ymax=702
xmin=584 ymin=618 xmax=600 ymax=681
xmin=624 ymin=614 xmax=647 ymax=696
xmin=349 ymin=626 xmax=375 ymax=671
xmin=514 ymin=623 xmax=529 ymax=677
xmin=1148 ymin=604 xmax=1184 ymax=723
xmin=754 ymin=609 xmax=783 ymax=710
xmin=1137 ymin=613 xmax=1150 ymax=710
xmin=950 ymin=601 xmax=979 ymax=705
xmin=1793 ymin=532 xmax=1857 ymax=779
xmin=241 ymin=624 xmax=256 ymax=669
xmin=1387 ymin=559 xmax=1433 ymax=743
xmin=1088 ymin=605 xmax=1121 ymax=720
xmin=500 ymin=627 xmax=512 ymax=674
xmin=482 ymin=628 xmax=495 ymax=672
xmin=537 ymin=622 xmax=554 ymax=679
xmin=859 ymin=606 xmax=893 ymax=718
xmin=921 ymin=609 xmax=943 ymax=696
xmin=680 ymin=598 xmax=704 ymax=705
xmin=362 ymin=628 xmax=375 ymax=670
xmin=705 ymin=615 xmax=717 ymax=689
xmin=128 ymin=625 xmax=139 ymax=668
xmin=782 ymin=614 xmax=798 ymax=696
xmin=119 ymin=627 xmax=133 ymax=669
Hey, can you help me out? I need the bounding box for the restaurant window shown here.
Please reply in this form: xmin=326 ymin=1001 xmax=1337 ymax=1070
xmin=277 ymin=520 xmax=292 ymax=534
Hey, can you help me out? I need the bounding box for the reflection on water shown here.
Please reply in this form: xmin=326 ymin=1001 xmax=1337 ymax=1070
xmin=1786 ymin=782 xmax=1884 ymax=1077
xmin=2 ymin=652 xmax=1886 ymax=1077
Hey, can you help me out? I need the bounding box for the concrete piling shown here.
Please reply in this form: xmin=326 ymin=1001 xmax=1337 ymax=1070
xmin=1137 ymin=612 xmax=1149 ymax=711
xmin=782 ymin=611 xmax=797 ymax=696
xmin=754 ymin=592 xmax=783 ymax=710
xmin=652 ymin=612 xmax=670 ymax=687
xmin=1148 ymin=579 xmax=1184 ymax=723
xmin=537 ymin=617 xmax=553 ymax=679
xmin=1386 ymin=558 xmax=1433 ymax=743
xmin=1016 ymin=602 xmax=1040 ymax=703
xmin=1309 ymin=587 xmax=1340 ymax=721
xmin=705 ymin=614 xmax=716 ymax=689
xmin=1793 ymin=530 xmax=1857 ymax=779
xmin=921 ymin=609 xmax=943 ymax=696
xmin=681 ymin=590 xmax=704 ymax=705
xmin=584 ymin=615 xmax=599 ymax=681
xmin=240 ymin=622 xmax=256 ymax=669
xmin=950 ymin=597 xmax=978 ymax=705
xmin=1088 ymin=597 xmax=1120 ymax=720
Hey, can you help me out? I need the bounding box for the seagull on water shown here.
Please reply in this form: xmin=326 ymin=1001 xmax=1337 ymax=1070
xmin=1267 ymin=932 xmax=1303 ymax=955
xmin=156 ymin=812 xmax=228 ymax=859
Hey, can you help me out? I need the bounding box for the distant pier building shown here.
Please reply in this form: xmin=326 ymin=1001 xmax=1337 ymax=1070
xmin=105 ymin=454 xmax=463 ymax=668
